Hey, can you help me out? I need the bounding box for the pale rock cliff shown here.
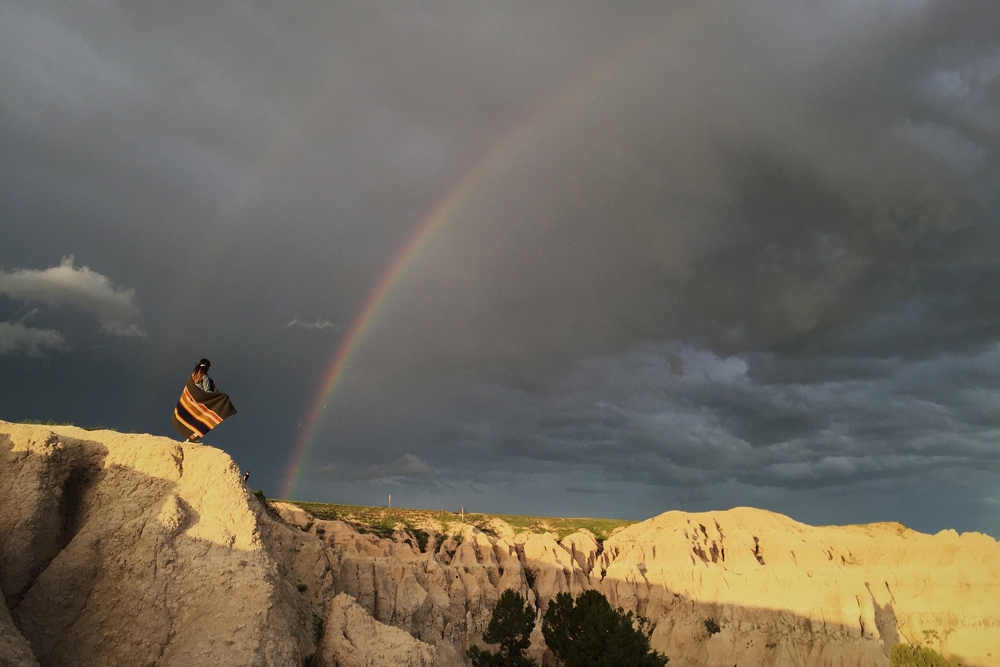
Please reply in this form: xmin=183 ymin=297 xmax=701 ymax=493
xmin=0 ymin=422 xmax=317 ymax=667
xmin=598 ymin=509 xmax=1000 ymax=667
xmin=317 ymin=593 xmax=436 ymax=667
xmin=270 ymin=497 xmax=1000 ymax=667
xmin=2 ymin=421 xmax=999 ymax=667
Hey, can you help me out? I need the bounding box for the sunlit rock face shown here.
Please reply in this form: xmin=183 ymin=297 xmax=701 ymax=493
xmin=0 ymin=422 xmax=313 ymax=667
xmin=284 ymin=504 xmax=1000 ymax=667
xmin=597 ymin=509 xmax=1000 ymax=667
xmin=2 ymin=421 xmax=998 ymax=667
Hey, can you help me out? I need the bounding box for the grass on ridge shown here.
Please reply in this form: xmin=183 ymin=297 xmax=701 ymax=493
xmin=15 ymin=419 xmax=110 ymax=431
xmin=285 ymin=501 xmax=635 ymax=542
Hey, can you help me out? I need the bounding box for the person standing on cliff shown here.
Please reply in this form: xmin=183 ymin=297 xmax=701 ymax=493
xmin=171 ymin=359 xmax=237 ymax=443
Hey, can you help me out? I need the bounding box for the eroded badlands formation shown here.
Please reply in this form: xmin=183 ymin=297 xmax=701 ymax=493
xmin=1 ymin=421 xmax=998 ymax=667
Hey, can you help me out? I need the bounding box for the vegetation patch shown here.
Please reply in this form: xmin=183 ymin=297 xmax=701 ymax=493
xmin=543 ymin=590 xmax=668 ymax=666
xmin=890 ymin=644 xmax=960 ymax=667
xmin=15 ymin=419 xmax=134 ymax=433
xmin=312 ymin=614 xmax=324 ymax=645
xmin=470 ymin=589 xmax=668 ymax=667
xmin=287 ymin=502 xmax=635 ymax=542
xmin=468 ymin=589 xmax=537 ymax=667
xmin=17 ymin=419 xmax=77 ymax=427
xmin=411 ymin=528 xmax=430 ymax=552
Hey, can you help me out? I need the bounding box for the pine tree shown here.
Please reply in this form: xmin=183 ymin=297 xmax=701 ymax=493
xmin=467 ymin=589 xmax=538 ymax=667
xmin=542 ymin=590 xmax=668 ymax=667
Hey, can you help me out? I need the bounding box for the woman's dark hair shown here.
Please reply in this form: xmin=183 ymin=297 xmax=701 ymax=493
xmin=191 ymin=359 xmax=211 ymax=381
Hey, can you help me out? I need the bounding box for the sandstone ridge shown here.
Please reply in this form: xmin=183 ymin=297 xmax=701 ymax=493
xmin=1 ymin=421 xmax=998 ymax=667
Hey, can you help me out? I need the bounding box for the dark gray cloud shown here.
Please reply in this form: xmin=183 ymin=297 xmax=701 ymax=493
xmin=2 ymin=0 xmax=998 ymax=536
xmin=411 ymin=340 xmax=1000 ymax=483
xmin=358 ymin=1 xmax=1000 ymax=380
xmin=0 ymin=322 xmax=68 ymax=357
xmin=310 ymin=454 xmax=434 ymax=482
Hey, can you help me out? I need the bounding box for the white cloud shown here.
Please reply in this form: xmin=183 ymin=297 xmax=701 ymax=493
xmin=0 ymin=322 xmax=69 ymax=357
xmin=0 ymin=256 xmax=146 ymax=337
xmin=287 ymin=317 xmax=336 ymax=331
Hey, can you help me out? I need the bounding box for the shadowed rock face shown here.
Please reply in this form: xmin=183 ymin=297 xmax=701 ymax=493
xmin=0 ymin=598 xmax=37 ymax=667
xmin=2 ymin=421 xmax=999 ymax=667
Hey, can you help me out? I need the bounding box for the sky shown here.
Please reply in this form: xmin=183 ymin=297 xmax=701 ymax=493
xmin=2 ymin=0 xmax=999 ymax=537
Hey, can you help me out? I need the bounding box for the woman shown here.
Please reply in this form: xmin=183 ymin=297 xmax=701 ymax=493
xmin=171 ymin=359 xmax=237 ymax=443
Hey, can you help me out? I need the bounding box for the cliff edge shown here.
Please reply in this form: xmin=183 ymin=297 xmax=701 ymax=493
xmin=0 ymin=421 xmax=315 ymax=667
xmin=2 ymin=421 xmax=998 ymax=667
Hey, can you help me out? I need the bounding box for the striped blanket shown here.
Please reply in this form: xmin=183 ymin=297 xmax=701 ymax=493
xmin=171 ymin=378 xmax=237 ymax=439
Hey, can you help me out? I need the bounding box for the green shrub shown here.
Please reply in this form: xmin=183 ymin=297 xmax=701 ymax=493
xmin=467 ymin=589 xmax=537 ymax=667
xmin=411 ymin=528 xmax=430 ymax=552
xmin=890 ymin=644 xmax=960 ymax=667
xmin=303 ymin=614 xmax=324 ymax=667
xmin=542 ymin=590 xmax=668 ymax=667
xmin=312 ymin=615 xmax=324 ymax=645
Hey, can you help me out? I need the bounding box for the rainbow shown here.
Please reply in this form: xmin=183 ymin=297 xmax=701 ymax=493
xmin=278 ymin=136 xmax=520 ymax=497
xmin=281 ymin=6 xmax=711 ymax=499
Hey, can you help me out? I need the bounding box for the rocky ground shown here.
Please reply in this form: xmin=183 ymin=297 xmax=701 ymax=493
xmin=2 ymin=421 xmax=998 ymax=667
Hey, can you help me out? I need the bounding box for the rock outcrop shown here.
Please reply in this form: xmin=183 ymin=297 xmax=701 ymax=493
xmin=316 ymin=594 xmax=437 ymax=667
xmin=268 ymin=494 xmax=1000 ymax=667
xmin=599 ymin=509 xmax=1000 ymax=667
xmin=2 ymin=421 xmax=999 ymax=667
xmin=0 ymin=422 xmax=314 ymax=667
xmin=0 ymin=598 xmax=38 ymax=667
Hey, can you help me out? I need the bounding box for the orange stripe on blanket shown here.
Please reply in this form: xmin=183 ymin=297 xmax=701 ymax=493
xmin=181 ymin=388 xmax=223 ymax=427
xmin=174 ymin=407 xmax=207 ymax=437
xmin=178 ymin=396 xmax=219 ymax=433
xmin=178 ymin=395 xmax=218 ymax=431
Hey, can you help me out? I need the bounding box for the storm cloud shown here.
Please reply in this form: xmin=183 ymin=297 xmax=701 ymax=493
xmin=1 ymin=0 xmax=998 ymax=536
xmin=0 ymin=322 xmax=68 ymax=357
